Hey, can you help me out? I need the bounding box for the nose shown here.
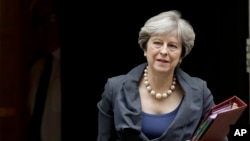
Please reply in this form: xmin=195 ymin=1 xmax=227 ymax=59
xmin=160 ymin=44 xmax=168 ymax=55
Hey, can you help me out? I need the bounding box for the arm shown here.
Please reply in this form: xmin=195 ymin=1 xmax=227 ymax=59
xmin=202 ymin=81 xmax=229 ymax=141
xmin=97 ymin=79 xmax=117 ymax=141
xmin=201 ymin=81 xmax=215 ymax=118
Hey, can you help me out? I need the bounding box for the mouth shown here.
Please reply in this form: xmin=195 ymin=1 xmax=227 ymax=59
xmin=156 ymin=59 xmax=169 ymax=63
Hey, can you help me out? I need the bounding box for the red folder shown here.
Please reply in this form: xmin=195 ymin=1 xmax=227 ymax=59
xmin=191 ymin=96 xmax=247 ymax=141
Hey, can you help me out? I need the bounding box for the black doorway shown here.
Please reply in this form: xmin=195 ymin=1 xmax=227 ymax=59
xmin=59 ymin=1 xmax=249 ymax=140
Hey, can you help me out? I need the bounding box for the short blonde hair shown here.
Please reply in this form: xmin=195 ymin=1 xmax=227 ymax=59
xmin=138 ymin=10 xmax=195 ymax=58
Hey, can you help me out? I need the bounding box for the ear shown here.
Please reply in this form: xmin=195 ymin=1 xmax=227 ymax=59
xmin=178 ymin=58 xmax=182 ymax=64
xmin=143 ymin=50 xmax=147 ymax=57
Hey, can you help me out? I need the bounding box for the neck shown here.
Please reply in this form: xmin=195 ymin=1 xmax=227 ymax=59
xmin=147 ymin=67 xmax=175 ymax=93
xmin=143 ymin=66 xmax=177 ymax=99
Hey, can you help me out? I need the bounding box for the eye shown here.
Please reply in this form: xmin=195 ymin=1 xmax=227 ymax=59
xmin=168 ymin=44 xmax=177 ymax=48
xmin=152 ymin=41 xmax=162 ymax=48
xmin=153 ymin=41 xmax=162 ymax=45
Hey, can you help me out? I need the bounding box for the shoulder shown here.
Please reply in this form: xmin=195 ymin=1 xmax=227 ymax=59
xmin=106 ymin=63 xmax=147 ymax=86
xmin=176 ymin=68 xmax=215 ymax=112
xmin=175 ymin=67 xmax=208 ymax=89
xmin=106 ymin=74 xmax=127 ymax=88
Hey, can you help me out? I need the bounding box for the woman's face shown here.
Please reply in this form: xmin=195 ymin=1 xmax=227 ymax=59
xmin=144 ymin=33 xmax=182 ymax=73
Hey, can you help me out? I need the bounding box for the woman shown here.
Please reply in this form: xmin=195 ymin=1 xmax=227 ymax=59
xmin=97 ymin=10 xmax=228 ymax=141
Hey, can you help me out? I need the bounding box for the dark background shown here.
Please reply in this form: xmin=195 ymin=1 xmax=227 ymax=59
xmin=59 ymin=1 xmax=249 ymax=140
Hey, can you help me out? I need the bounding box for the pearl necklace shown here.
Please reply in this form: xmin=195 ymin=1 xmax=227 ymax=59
xmin=143 ymin=66 xmax=177 ymax=100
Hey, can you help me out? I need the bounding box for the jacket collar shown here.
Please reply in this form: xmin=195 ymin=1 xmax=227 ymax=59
xmin=124 ymin=62 xmax=199 ymax=91
xmin=118 ymin=63 xmax=204 ymax=140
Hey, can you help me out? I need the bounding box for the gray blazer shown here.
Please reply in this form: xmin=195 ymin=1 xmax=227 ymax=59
xmin=97 ymin=63 xmax=228 ymax=141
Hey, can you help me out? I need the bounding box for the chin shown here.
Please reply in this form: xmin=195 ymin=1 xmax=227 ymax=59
xmin=154 ymin=65 xmax=170 ymax=72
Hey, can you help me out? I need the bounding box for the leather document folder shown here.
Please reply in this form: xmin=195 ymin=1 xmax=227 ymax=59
xmin=190 ymin=95 xmax=247 ymax=141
